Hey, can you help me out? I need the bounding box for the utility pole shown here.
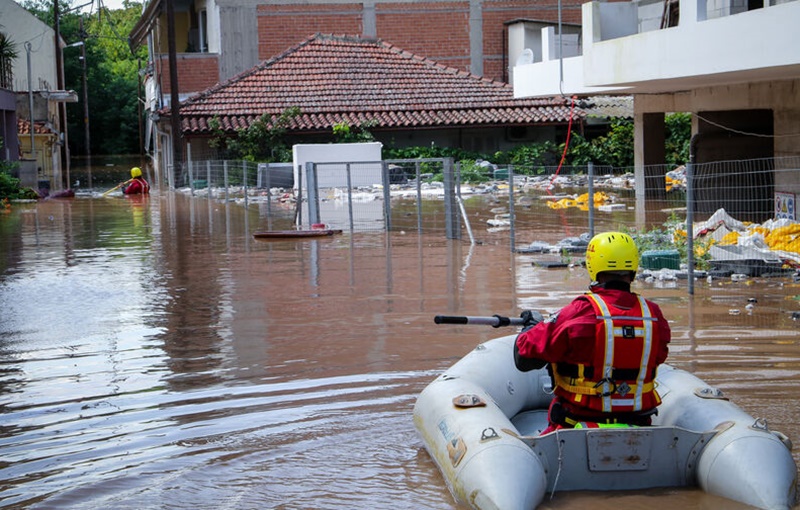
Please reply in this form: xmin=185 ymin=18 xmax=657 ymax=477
xmin=79 ymin=17 xmax=91 ymax=188
xmin=54 ymin=0 xmax=69 ymax=190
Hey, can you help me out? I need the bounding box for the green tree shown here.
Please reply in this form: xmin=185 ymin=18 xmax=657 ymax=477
xmin=210 ymin=107 xmax=302 ymax=162
xmin=665 ymin=113 xmax=691 ymax=165
xmin=584 ymin=118 xmax=635 ymax=167
xmin=0 ymin=27 xmax=18 ymax=88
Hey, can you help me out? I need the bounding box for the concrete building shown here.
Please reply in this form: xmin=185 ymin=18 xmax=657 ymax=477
xmin=513 ymin=0 xmax=800 ymax=214
xmin=128 ymin=0 xmax=587 ymax=168
xmin=0 ymin=0 xmax=76 ymax=191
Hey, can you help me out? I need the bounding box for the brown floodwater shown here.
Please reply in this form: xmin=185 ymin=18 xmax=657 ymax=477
xmin=0 ymin=189 xmax=798 ymax=509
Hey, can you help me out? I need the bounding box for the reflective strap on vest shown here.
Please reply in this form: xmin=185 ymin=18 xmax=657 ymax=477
xmin=552 ymin=368 xmax=655 ymax=397
xmin=580 ymin=293 xmax=655 ymax=413
xmin=574 ymin=421 xmax=636 ymax=429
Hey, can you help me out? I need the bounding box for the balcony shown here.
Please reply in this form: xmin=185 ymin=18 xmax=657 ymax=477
xmin=513 ymin=0 xmax=800 ymax=98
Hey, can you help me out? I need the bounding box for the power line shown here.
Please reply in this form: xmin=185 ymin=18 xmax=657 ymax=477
xmin=694 ymin=113 xmax=800 ymax=139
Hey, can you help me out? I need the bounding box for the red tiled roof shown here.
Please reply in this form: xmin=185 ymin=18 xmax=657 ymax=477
xmin=17 ymin=118 xmax=54 ymax=135
xmin=174 ymin=34 xmax=584 ymax=135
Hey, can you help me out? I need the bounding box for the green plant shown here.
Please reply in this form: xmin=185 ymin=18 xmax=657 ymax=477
xmin=0 ymin=28 xmax=19 ymax=89
xmin=211 ymin=107 xmax=301 ymax=162
xmin=332 ymin=120 xmax=377 ymax=143
xmin=0 ymin=139 xmax=38 ymax=200
xmin=457 ymin=160 xmax=492 ymax=184
xmin=584 ymin=119 xmax=635 ymax=167
xmin=504 ymin=142 xmax=560 ymax=172
xmin=665 ymin=113 xmax=691 ymax=166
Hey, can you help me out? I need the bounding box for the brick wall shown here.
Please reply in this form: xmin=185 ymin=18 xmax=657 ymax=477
xmin=258 ymin=4 xmax=363 ymax=61
xmin=255 ymin=0 xmax=583 ymax=83
xmin=483 ymin=0 xmax=583 ymax=81
xmin=158 ymin=54 xmax=220 ymax=95
xmin=376 ymin=2 xmax=470 ymax=68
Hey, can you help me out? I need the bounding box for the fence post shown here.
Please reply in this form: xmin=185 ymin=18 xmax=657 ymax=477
xmin=381 ymin=161 xmax=392 ymax=231
xmin=206 ymin=161 xmax=212 ymax=199
xmin=346 ymin=163 xmax=354 ymax=232
xmin=266 ymin=164 xmax=273 ymax=231
xmin=443 ymin=158 xmax=461 ymax=240
xmin=416 ymin=161 xmax=423 ymax=234
xmin=223 ymin=160 xmax=229 ymax=203
xmin=686 ymin=160 xmax=695 ymax=296
xmin=588 ymin=162 xmax=595 ymax=238
xmin=306 ymin=162 xmax=321 ymax=225
xmin=187 ymin=143 xmax=194 ymax=196
xmin=509 ymin=165 xmax=516 ymax=251
xmin=296 ymin=164 xmax=303 ymax=227
xmin=243 ymin=161 xmax=248 ymax=209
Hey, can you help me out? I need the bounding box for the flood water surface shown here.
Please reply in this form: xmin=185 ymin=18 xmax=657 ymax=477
xmin=1 ymin=192 xmax=798 ymax=509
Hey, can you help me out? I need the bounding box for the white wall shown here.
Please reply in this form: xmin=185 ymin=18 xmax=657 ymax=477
xmin=0 ymin=0 xmax=59 ymax=92
xmin=292 ymin=142 xmax=383 ymax=190
xmin=582 ymin=0 xmax=800 ymax=90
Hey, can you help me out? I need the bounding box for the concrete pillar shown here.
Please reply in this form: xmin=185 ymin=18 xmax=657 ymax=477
xmin=469 ymin=0 xmax=483 ymax=76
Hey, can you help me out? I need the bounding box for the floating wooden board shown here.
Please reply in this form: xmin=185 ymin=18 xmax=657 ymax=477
xmin=252 ymin=229 xmax=343 ymax=239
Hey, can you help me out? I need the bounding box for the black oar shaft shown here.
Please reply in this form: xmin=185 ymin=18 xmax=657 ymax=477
xmin=434 ymin=315 xmax=525 ymax=327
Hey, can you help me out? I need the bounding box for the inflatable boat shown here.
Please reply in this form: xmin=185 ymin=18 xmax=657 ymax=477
xmin=413 ymin=316 xmax=798 ymax=510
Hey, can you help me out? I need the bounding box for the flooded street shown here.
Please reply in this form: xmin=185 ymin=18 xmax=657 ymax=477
xmin=1 ymin=190 xmax=798 ymax=509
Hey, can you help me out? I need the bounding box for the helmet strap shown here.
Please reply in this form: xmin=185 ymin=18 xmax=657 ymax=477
xmin=590 ymin=279 xmax=631 ymax=292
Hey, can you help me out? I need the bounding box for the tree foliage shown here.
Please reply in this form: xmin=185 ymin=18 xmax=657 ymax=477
xmin=665 ymin=113 xmax=691 ymax=166
xmin=209 ymin=107 xmax=302 ymax=162
xmin=22 ymin=0 xmax=146 ymax=156
xmin=0 ymin=139 xmax=38 ymax=200
xmin=0 ymin=26 xmax=18 ymax=88
xmin=332 ymin=120 xmax=377 ymax=143
xmin=565 ymin=119 xmax=635 ymax=168
xmin=14 ymin=1 xmax=693 ymax=165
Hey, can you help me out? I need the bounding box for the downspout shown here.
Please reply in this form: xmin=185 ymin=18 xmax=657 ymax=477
xmin=26 ymin=42 xmax=34 ymax=156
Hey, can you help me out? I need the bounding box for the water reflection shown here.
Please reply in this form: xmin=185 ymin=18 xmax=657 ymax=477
xmin=0 ymin=192 xmax=797 ymax=509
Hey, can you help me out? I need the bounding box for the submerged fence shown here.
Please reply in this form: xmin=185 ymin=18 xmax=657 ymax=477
xmin=167 ymin=156 xmax=800 ymax=268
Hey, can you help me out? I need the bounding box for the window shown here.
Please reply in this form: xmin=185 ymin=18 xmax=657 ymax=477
xmin=198 ymin=9 xmax=208 ymax=53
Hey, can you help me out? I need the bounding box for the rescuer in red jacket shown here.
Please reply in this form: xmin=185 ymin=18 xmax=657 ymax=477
xmin=515 ymin=232 xmax=671 ymax=433
xmin=123 ymin=167 xmax=150 ymax=195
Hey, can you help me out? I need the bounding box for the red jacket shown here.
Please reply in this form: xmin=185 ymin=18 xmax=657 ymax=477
xmin=124 ymin=177 xmax=150 ymax=195
xmin=516 ymin=286 xmax=670 ymax=416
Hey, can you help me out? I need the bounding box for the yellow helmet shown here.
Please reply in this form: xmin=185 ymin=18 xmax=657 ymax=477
xmin=131 ymin=167 xmax=142 ymax=178
xmin=585 ymin=231 xmax=639 ymax=281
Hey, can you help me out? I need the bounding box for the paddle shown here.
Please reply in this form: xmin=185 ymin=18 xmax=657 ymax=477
xmin=102 ymin=178 xmax=134 ymax=196
xmin=434 ymin=314 xmax=526 ymax=327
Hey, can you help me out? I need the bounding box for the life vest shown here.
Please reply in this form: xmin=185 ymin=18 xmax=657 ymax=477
xmin=551 ymin=292 xmax=662 ymax=414
xmin=573 ymin=421 xmax=637 ymax=429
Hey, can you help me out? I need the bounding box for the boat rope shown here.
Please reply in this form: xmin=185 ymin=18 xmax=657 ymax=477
xmin=550 ymin=429 xmax=565 ymax=499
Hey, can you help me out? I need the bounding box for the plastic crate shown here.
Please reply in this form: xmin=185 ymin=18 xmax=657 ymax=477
xmin=640 ymin=249 xmax=680 ymax=270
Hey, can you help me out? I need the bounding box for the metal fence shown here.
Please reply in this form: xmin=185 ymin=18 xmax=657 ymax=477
xmin=168 ymin=155 xmax=800 ymax=259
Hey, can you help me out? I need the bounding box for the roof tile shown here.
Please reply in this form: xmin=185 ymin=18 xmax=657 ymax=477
xmin=174 ymin=34 xmax=585 ymax=135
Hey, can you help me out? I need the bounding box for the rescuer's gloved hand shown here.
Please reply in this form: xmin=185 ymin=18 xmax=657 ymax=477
xmin=520 ymin=310 xmax=543 ymax=329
